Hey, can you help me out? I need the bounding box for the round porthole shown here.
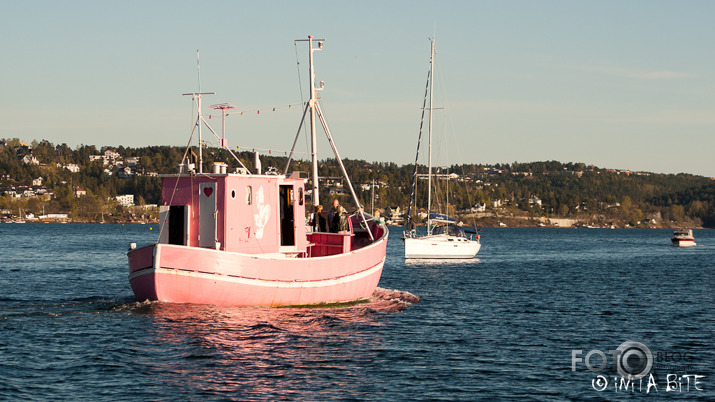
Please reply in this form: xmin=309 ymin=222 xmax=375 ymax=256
xmin=231 ymin=189 xmax=236 ymax=199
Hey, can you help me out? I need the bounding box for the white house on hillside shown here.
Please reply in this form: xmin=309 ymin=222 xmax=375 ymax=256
xmin=471 ymin=203 xmax=487 ymax=213
xmin=104 ymin=150 xmax=120 ymax=160
xmin=115 ymin=194 xmax=134 ymax=207
xmin=22 ymin=155 xmax=39 ymax=165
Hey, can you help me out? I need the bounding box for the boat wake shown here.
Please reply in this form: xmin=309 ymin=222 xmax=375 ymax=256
xmin=120 ymin=287 xmax=420 ymax=315
xmin=367 ymin=287 xmax=421 ymax=312
xmin=1 ymin=296 xmax=139 ymax=319
xmin=110 ymin=289 xmax=420 ymax=347
xmin=1 ymin=288 xmax=420 ymax=325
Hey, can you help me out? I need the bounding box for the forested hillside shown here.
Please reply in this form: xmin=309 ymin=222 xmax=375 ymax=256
xmin=1 ymin=138 xmax=713 ymax=227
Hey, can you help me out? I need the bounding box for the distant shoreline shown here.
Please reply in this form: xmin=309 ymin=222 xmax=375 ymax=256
xmin=3 ymin=220 xmax=708 ymax=230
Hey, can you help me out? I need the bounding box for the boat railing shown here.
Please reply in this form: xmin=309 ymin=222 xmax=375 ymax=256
xmin=306 ymin=231 xmax=353 ymax=257
xmin=350 ymin=213 xmax=386 ymax=246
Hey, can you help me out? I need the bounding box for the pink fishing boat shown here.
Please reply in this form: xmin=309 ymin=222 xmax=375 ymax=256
xmin=127 ymin=37 xmax=388 ymax=307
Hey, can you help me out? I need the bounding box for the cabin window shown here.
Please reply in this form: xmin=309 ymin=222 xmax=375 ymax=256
xmin=231 ymin=189 xmax=236 ymax=199
xmin=298 ymin=187 xmax=304 ymax=205
xmin=246 ymin=186 xmax=252 ymax=205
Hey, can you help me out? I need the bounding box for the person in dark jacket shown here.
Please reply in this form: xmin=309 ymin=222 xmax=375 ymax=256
xmin=312 ymin=205 xmax=327 ymax=232
xmin=327 ymin=198 xmax=341 ymax=232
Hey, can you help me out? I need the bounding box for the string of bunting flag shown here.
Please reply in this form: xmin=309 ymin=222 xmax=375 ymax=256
xmin=207 ymin=102 xmax=306 ymax=119
xmin=198 ymin=138 xmax=311 ymax=158
xmin=202 ymin=100 xmax=313 ymax=157
xmin=234 ymin=146 xmax=311 ymax=156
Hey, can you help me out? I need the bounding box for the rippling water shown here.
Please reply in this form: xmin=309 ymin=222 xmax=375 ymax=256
xmin=1 ymin=224 xmax=713 ymax=400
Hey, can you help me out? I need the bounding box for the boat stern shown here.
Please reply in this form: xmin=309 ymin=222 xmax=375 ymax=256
xmin=128 ymin=243 xmax=159 ymax=301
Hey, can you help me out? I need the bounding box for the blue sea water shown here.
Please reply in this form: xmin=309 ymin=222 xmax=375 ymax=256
xmin=0 ymin=224 xmax=713 ymax=400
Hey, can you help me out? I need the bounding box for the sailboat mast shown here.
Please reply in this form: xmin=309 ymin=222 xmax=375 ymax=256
xmin=371 ymin=179 xmax=375 ymax=215
xmin=427 ymin=39 xmax=435 ymax=235
xmin=405 ymin=44 xmax=433 ymax=231
xmin=308 ymin=35 xmax=323 ymax=206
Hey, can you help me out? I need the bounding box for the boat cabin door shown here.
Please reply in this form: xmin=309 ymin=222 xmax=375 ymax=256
xmin=199 ymin=182 xmax=217 ymax=248
xmin=279 ymin=185 xmax=295 ymax=247
xmin=168 ymin=205 xmax=189 ymax=245
xmin=159 ymin=205 xmax=190 ymax=245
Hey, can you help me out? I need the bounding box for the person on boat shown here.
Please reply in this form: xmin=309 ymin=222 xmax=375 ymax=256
xmin=307 ymin=206 xmax=315 ymax=229
xmin=312 ymin=205 xmax=328 ymax=232
xmin=337 ymin=205 xmax=350 ymax=232
xmin=327 ymin=198 xmax=341 ymax=232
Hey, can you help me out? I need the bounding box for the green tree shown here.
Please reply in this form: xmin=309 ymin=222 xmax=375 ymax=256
xmin=558 ymin=204 xmax=570 ymax=216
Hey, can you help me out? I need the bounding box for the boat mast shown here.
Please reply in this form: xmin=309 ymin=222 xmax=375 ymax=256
xmin=405 ymin=43 xmax=433 ymax=231
xmin=285 ymin=36 xmax=374 ymax=240
xmin=309 ymin=36 xmax=323 ymax=206
xmin=427 ymin=39 xmax=435 ymax=235
xmin=182 ymin=50 xmax=215 ymax=174
xmin=284 ymin=36 xmax=324 ymax=202
xmin=196 ymin=51 xmax=204 ymax=173
xmin=197 ymin=50 xmax=202 ymax=173
xmin=181 ymin=52 xmax=247 ymax=173
xmin=371 ymin=179 xmax=375 ymax=215
xmin=182 ymin=91 xmax=215 ymax=173
xmin=197 ymin=92 xmax=204 ymax=173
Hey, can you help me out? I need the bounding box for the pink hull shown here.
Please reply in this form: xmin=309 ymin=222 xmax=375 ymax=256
xmin=128 ymin=234 xmax=388 ymax=307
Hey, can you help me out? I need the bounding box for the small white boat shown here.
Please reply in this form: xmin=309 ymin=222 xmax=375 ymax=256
xmin=671 ymin=229 xmax=696 ymax=247
xmin=404 ymin=224 xmax=480 ymax=259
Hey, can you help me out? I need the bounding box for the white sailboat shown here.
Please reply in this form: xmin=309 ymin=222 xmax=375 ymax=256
xmin=403 ymin=38 xmax=481 ymax=259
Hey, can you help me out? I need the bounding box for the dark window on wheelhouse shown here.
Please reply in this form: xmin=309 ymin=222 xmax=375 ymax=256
xmin=279 ymin=185 xmax=295 ymax=246
xmin=168 ymin=205 xmax=187 ymax=245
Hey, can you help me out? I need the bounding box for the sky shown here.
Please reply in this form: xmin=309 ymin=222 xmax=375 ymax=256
xmin=2 ymin=1 xmax=714 ymax=177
